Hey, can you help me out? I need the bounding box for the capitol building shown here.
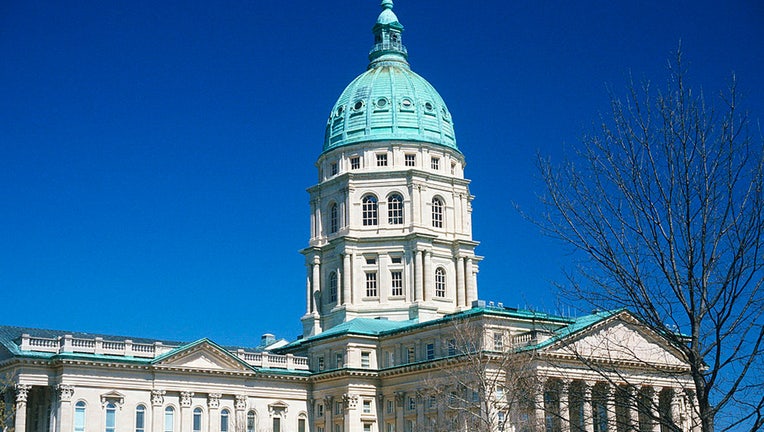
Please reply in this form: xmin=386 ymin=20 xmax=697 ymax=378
xmin=1 ymin=2 xmax=698 ymax=432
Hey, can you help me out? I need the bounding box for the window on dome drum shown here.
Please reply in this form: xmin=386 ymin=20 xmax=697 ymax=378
xmin=388 ymin=194 xmax=403 ymax=224
xmin=405 ymin=154 xmax=416 ymax=167
xmin=447 ymin=339 xmax=457 ymax=356
xmin=435 ymin=268 xmax=446 ymax=298
xmin=351 ymin=156 xmax=360 ymax=170
xmin=361 ymin=351 xmax=371 ymax=368
xmin=246 ymin=411 xmax=256 ymax=432
xmin=329 ymin=203 xmax=339 ymax=234
xmin=376 ymin=153 xmax=388 ymax=166
xmin=330 ymin=162 xmax=338 ymax=176
xmin=494 ymin=332 xmax=504 ymax=351
xmin=391 ymin=271 xmax=403 ymax=296
xmin=329 ymin=272 xmax=338 ymax=302
xmin=220 ymin=410 xmax=229 ymax=432
xmin=362 ymin=195 xmax=378 ymax=226
xmin=74 ymin=402 xmax=86 ymax=432
xmin=365 ymin=272 xmax=378 ymax=297
xmin=426 ymin=343 xmax=435 ymax=360
xmin=432 ymin=198 xmax=444 ymax=228
xmin=164 ymin=407 xmax=174 ymax=432
xmin=391 ymin=256 xmax=402 ymax=264
xmin=193 ymin=409 xmax=202 ymax=432
xmin=451 ymin=162 xmax=456 ymax=175
xmin=431 ymin=157 xmax=439 ymax=170
xmin=365 ymin=256 xmax=377 ymax=265
xmin=105 ymin=403 xmax=116 ymax=432
xmin=135 ymin=405 xmax=146 ymax=432
xmin=336 ymin=353 xmax=343 ymax=368
xmin=407 ymin=346 xmax=415 ymax=363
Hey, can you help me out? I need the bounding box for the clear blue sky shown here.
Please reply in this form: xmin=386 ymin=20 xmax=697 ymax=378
xmin=2 ymin=0 xmax=762 ymax=347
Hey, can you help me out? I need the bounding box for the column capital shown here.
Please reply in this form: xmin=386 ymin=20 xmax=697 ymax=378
xmin=180 ymin=391 xmax=194 ymax=408
xmin=235 ymin=394 xmax=248 ymax=411
xmin=15 ymin=384 xmax=31 ymax=403
xmin=57 ymin=384 xmax=75 ymax=402
xmin=341 ymin=394 xmax=358 ymax=410
xmin=208 ymin=393 xmax=222 ymax=409
xmin=151 ymin=389 xmax=166 ymax=407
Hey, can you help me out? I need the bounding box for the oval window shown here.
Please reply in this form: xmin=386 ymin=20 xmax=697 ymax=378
xmin=425 ymin=102 xmax=434 ymax=111
xmin=354 ymin=101 xmax=364 ymax=110
xmin=401 ymin=99 xmax=413 ymax=108
xmin=377 ymin=98 xmax=388 ymax=108
xmin=337 ymin=106 xmax=344 ymax=116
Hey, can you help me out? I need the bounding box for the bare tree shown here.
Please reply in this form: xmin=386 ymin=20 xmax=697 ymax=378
xmin=0 ymin=376 xmax=14 ymax=432
xmin=536 ymin=50 xmax=764 ymax=432
xmin=421 ymin=318 xmax=542 ymax=432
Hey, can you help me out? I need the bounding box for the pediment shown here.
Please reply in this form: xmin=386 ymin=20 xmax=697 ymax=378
xmin=546 ymin=313 xmax=687 ymax=368
xmin=153 ymin=340 xmax=251 ymax=372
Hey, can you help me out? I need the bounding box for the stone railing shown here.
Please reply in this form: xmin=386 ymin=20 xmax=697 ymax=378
xmin=17 ymin=334 xmax=308 ymax=371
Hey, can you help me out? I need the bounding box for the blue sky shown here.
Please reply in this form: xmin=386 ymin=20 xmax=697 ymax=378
xmin=1 ymin=0 xmax=762 ymax=347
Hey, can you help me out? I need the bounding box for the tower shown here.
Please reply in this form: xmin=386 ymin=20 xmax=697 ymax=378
xmin=301 ymin=0 xmax=480 ymax=337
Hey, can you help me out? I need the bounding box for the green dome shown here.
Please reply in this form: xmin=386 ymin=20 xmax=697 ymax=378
xmin=322 ymin=1 xmax=458 ymax=153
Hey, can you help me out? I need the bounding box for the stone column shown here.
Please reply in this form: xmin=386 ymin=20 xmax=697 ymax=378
xmin=395 ymin=392 xmax=405 ymax=432
xmin=312 ymin=259 xmax=321 ymax=314
xmin=235 ymin=395 xmax=248 ymax=432
xmin=55 ymin=385 xmax=74 ymax=432
xmin=627 ymin=387 xmax=639 ymax=431
xmin=582 ymin=382 xmax=594 ymax=432
xmin=151 ymin=390 xmax=166 ymax=432
xmin=651 ymin=389 xmax=661 ymax=432
xmin=180 ymin=392 xmax=194 ymax=432
xmin=323 ymin=396 xmax=333 ymax=429
xmin=465 ymin=257 xmax=476 ymax=305
xmin=415 ymin=250 xmax=423 ymax=301
xmin=423 ymin=250 xmax=432 ymax=302
xmin=534 ymin=380 xmax=546 ymax=432
xmin=208 ymin=394 xmax=221 ymax=432
xmin=412 ymin=185 xmax=421 ymax=226
xmin=342 ymin=394 xmax=357 ymax=432
xmin=306 ymin=266 xmax=312 ymax=314
xmin=14 ymin=384 xmax=30 ymax=432
xmin=343 ymin=253 xmax=352 ymax=305
xmin=560 ymin=380 xmax=571 ymax=432
xmin=455 ymin=256 xmax=465 ymax=307
xmin=605 ymin=386 xmax=617 ymax=432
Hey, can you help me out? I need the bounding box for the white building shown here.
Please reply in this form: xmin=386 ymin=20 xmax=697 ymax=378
xmin=1 ymin=2 xmax=698 ymax=432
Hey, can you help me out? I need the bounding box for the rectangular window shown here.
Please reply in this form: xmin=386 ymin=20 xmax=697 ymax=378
xmin=272 ymin=418 xmax=280 ymax=432
xmin=405 ymin=154 xmax=416 ymax=167
xmin=298 ymin=419 xmax=306 ymax=432
xmin=390 ymin=271 xmax=403 ymax=296
xmin=451 ymin=162 xmax=456 ymax=175
xmin=336 ymin=353 xmax=343 ymax=369
xmin=376 ymin=153 xmax=388 ymax=166
xmin=317 ymin=404 xmax=324 ymax=417
xmin=408 ymin=397 xmax=416 ymax=411
xmin=74 ymin=404 xmax=86 ymax=432
xmin=405 ymin=420 xmax=413 ymax=432
xmin=164 ymin=409 xmax=174 ymax=432
xmin=387 ymin=424 xmax=394 ymax=432
xmin=406 ymin=346 xmax=415 ymax=363
xmin=387 ymin=400 xmax=394 ymax=414
xmin=331 ymin=162 xmax=338 ymax=176
xmin=351 ymin=156 xmax=360 ymax=170
xmin=363 ymin=400 xmax=372 ymax=414
xmin=105 ymin=405 xmax=116 ymax=432
xmin=365 ymin=256 xmax=377 ymax=265
xmin=447 ymin=339 xmax=457 ymax=356
xmin=335 ymin=402 xmax=343 ymax=415
xmin=391 ymin=256 xmax=402 ymax=264
xmin=494 ymin=332 xmax=504 ymax=351
xmin=430 ymin=157 xmax=439 ymax=170
xmin=334 ymin=425 xmax=341 ymax=432
xmin=426 ymin=343 xmax=435 ymax=360
xmin=363 ymin=425 xmax=371 ymax=432
xmin=361 ymin=351 xmax=371 ymax=368
xmin=366 ymin=273 xmax=378 ymax=297
xmin=318 ymin=356 xmax=324 ymax=371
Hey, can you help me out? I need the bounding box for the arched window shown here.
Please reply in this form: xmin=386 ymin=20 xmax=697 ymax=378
xmin=435 ymin=268 xmax=446 ymax=298
xmin=164 ymin=407 xmax=174 ymax=432
xmin=105 ymin=403 xmax=116 ymax=432
xmin=246 ymin=411 xmax=257 ymax=432
xmin=220 ymin=409 xmax=229 ymax=432
xmin=432 ymin=197 xmax=443 ymax=228
xmin=329 ymin=203 xmax=338 ymax=234
xmin=329 ymin=272 xmax=338 ymax=303
xmin=193 ymin=408 xmax=202 ymax=432
xmin=362 ymin=195 xmax=378 ymax=226
xmin=135 ymin=405 xmax=146 ymax=432
xmin=388 ymin=194 xmax=403 ymax=225
xmin=74 ymin=402 xmax=86 ymax=432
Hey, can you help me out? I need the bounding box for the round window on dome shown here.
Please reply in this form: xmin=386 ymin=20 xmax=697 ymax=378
xmin=424 ymin=102 xmax=434 ymax=111
xmin=376 ymin=98 xmax=388 ymax=108
xmin=353 ymin=100 xmax=365 ymax=111
xmin=401 ymin=98 xmax=414 ymax=111
xmin=441 ymin=107 xmax=449 ymax=119
xmin=337 ymin=106 xmax=344 ymax=117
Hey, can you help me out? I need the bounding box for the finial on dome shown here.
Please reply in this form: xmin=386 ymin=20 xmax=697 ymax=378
xmin=381 ymin=0 xmax=394 ymax=9
xmin=369 ymin=0 xmax=408 ymax=68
